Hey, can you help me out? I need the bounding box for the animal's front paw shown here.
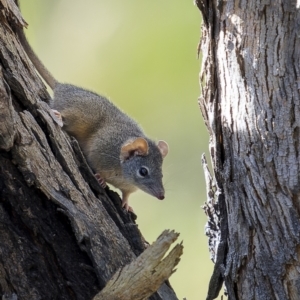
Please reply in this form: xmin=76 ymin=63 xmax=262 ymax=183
xmin=121 ymin=198 xmax=134 ymax=213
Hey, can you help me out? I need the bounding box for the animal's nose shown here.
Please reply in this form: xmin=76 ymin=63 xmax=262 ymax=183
xmin=157 ymin=194 xmax=165 ymax=200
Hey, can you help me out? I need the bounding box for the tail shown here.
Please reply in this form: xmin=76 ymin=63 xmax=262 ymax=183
xmin=16 ymin=27 xmax=57 ymax=90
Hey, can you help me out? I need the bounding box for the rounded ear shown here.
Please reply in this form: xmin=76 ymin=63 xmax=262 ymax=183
xmin=120 ymin=137 xmax=149 ymax=162
xmin=157 ymin=140 xmax=169 ymax=158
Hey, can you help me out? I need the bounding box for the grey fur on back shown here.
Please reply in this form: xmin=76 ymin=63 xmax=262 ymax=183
xmin=51 ymin=83 xmax=142 ymax=135
xmin=51 ymin=83 xmax=152 ymax=169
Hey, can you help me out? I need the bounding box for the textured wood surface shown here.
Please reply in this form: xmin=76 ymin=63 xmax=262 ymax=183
xmin=197 ymin=1 xmax=300 ymax=299
xmin=94 ymin=230 xmax=183 ymax=300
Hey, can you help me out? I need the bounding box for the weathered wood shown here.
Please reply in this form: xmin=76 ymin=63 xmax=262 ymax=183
xmin=0 ymin=66 xmax=15 ymax=150
xmin=202 ymin=154 xmax=226 ymax=300
xmin=0 ymin=1 xmax=179 ymax=299
xmin=197 ymin=0 xmax=300 ymax=299
xmin=94 ymin=230 xmax=183 ymax=300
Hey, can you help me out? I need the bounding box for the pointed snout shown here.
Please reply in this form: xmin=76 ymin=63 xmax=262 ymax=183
xmin=157 ymin=194 xmax=165 ymax=200
xmin=141 ymin=184 xmax=165 ymax=201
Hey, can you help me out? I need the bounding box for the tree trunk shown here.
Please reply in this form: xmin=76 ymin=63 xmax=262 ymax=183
xmin=0 ymin=1 xmax=178 ymax=299
xmin=197 ymin=1 xmax=300 ymax=299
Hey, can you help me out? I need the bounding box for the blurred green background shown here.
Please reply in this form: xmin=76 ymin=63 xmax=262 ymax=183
xmin=20 ymin=1 xmax=223 ymax=299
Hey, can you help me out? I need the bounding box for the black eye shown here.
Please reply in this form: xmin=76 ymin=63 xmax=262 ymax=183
xmin=139 ymin=167 xmax=148 ymax=177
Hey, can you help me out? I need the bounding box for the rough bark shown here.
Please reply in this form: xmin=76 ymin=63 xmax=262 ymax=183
xmin=197 ymin=1 xmax=300 ymax=299
xmin=0 ymin=1 xmax=179 ymax=299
